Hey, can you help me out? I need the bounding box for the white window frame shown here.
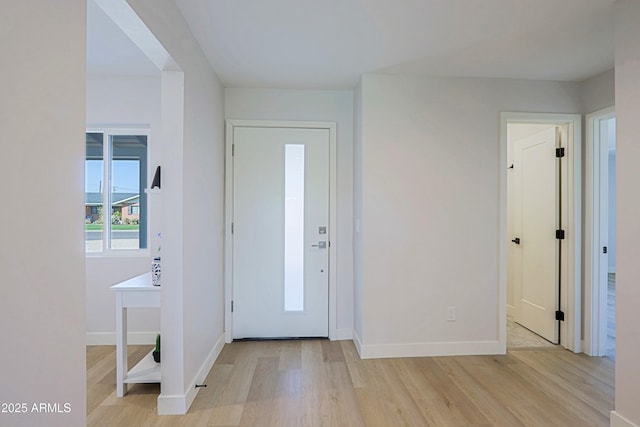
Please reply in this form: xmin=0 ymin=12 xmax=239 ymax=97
xmin=85 ymin=127 xmax=151 ymax=257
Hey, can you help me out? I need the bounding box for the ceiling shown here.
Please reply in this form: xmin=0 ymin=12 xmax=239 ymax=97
xmin=88 ymin=0 xmax=616 ymax=89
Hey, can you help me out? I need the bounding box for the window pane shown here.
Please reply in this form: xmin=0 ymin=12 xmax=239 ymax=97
xmin=85 ymin=133 xmax=104 ymax=253
xmin=284 ymin=144 xmax=305 ymax=311
xmin=110 ymin=135 xmax=147 ymax=250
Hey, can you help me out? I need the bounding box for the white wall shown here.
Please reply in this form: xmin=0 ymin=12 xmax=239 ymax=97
xmin=353 ymin=80 xmax=364 ymax=344
xmin=608 ymin=148 xmax=616 ymax=273
xmin=612 ymin=1 xmax=640 ymax=425
xmin=225 ymin=88 xmax=355 ymax=339
xmin=356 ymin=74 xmax=581 ymax=358
xmin=127 ymin=0 xmax=226 ymax=414
xmin=0 ymin=2 xmax=87 ymax=426
xmin=85 ymin=75 xmax=162 ymax=343
xmin=581 ymin=68 xmax=615 ymax=114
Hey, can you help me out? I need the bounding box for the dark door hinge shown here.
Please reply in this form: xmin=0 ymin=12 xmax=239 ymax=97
xmin=556 ymin=229 xmax=565 ymax=240
xmin=603 ymin=246 xmax=608 ymax=254
xmin=556 ymin=147 xmax=565 ymax=158
xmin=232 ymin=144 xmax=235 ymax=156
xmin=231 ymin=222 xmax=234 ymax=234
xmin=555 ymin=310 xmax=565 ymax=321
xmin=231 ymin=300 xmax=234 ymax=312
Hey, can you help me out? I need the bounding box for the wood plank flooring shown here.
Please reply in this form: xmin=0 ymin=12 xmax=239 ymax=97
xmin=87 ymin=341 xmax=614 ymax=426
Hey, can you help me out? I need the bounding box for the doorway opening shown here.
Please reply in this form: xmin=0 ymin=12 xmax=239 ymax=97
xmin=500 ymin=113 xmax=582 ymax=353
xmin=585 ymin=107 xmax=616 ymax=358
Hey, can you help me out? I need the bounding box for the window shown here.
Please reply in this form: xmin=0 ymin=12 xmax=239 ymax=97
xmin=85 ymin=130 xmax=149 ymax=253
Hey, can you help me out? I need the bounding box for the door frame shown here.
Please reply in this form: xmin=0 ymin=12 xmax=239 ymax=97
xmin=500 ymin=112 xmax=582 ymax=352
xmin=224 ymin=120 xmax=338 ymax=343
xmin=584 ymin=106 xmax=615 ymax=356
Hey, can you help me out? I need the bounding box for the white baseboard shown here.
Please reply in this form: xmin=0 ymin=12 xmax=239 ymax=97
xmin=335 ymin=328 xmax=353 ymax=341
xmin=611 ymin=411 xmax=639 ymax=427
xmin=506 ymin=304 xmax=515 ymax=318
xmin=157 ymin=332 xmax=225 ymax=415
xmin=86 ymin=331 xmax=157 ymax=345
xmin=353 ymin=329 xmax=363 ymax=358
xmin=358 ymin=340 xmax=501 ymax=359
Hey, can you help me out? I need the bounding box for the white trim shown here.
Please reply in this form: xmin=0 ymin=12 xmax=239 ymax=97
xmin=183 ymin=333 xmax=225 ymax=413
xmin=85 ymin=331 xmax=157 ymax=346
xmin=353 ymin=330 xmax=364 ymax=358
xmin=500 ymin=112 xmax=582 ymax=353
xmin=611 ymin=411 xmax=639 ymax=427
xmin=157 ymin=333 xmax=225 ymax=415
xmin=224 ymin=120 xmax=338 ymax=342
xmin=335 ymin=328 xmax=353 ymax=341
xmin=584 ymin=106 xmax=615 ymax=356
xmin=358 ymin=340 xmax=501 ymax=360
xmin=157 ymin=393 xmax=188 ymax=416
xmin=93 ymin=0 xmax=179 ymax=72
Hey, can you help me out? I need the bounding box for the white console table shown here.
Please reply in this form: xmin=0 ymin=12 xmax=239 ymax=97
xmin=111 ymin=272 xmax=160 ymax=397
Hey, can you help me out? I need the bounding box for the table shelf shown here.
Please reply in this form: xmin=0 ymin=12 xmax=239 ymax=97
xmin=124 ymin=350 xmax=161 ymax=384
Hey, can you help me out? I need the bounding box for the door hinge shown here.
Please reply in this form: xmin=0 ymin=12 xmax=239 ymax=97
xmin=556 ymin=147 xmax=565 ymax=158
xmin=232 ymin=144 xmax=235 ymax=156
xmin=556 ymin=229 xmax=565 ymax=240
xmin=231 ymin=300 xmax=234 ymax=312
xmin=231 ymin=222 xmax=234 ymax=234
xmin=603 ymin=246 xmax=608 ymax=254
xmin=555 ymin=310 xmax=565 ymax=321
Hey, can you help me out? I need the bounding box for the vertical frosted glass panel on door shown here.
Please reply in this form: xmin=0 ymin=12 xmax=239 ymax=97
xmin=284 ymin=144 xmax=305 ymax=311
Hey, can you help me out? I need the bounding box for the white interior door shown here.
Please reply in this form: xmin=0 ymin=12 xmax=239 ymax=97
xmin=513 ymin=127 xmax=560 ymax=343
xmin=232 ymin=126 xmax=329 ymax=338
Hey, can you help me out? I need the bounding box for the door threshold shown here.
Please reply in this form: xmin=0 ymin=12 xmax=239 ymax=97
xmin=233 ymin=336 xmax=329 ymax=342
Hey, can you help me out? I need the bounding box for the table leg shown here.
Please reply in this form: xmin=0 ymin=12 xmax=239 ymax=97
xmin=115 ymin=296 xmax=128 ymax=397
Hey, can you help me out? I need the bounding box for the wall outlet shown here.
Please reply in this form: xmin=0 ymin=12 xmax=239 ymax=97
xmin=447 ymin=306 xmax=456 ymax=322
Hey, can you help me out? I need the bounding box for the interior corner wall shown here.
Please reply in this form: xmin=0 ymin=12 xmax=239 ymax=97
xmin=358 ymin=73 xmax=581 ymax=359
xmin=0 ymin=2 xmax=87 ymax=426
xmin=580 ymin=68 xmax=615 ymax=114
xmin=353 ymin=79 xmax=364 ymax=349
xmin=127 ymin=0 xmax=225 ymax=414
xmin=85 ymin=75 xmax=162 ymax=343
xmin=612 ymin=1 xmax=640 ymax=425
xmin=225 ymin=88 xmax=355 ymax=339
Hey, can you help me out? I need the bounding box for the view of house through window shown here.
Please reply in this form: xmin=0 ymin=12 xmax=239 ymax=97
xmin=85 ymin=131 xmax=148 ymax=253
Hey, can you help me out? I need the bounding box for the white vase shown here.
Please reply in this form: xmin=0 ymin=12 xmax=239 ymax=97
xmin=151 ymin=257 xmax=161 ymax=286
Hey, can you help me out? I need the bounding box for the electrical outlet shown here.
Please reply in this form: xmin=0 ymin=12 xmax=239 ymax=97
xmin=447 ymin=306 xmax=456 ymax=322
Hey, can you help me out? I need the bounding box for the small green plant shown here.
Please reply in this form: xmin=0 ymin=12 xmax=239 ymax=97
xmin=153 ymin=334 xmax=161 ymax=363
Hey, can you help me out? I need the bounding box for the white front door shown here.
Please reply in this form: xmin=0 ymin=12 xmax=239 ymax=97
xmin=232 ymin=126 xmax=329 ymax=338
xmin=513 ymin=127 xmax=560 ymax=343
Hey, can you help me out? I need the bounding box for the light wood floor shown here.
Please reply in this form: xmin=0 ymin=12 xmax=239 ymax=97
xmin=87 ymin=340 xmax=614 ymax=426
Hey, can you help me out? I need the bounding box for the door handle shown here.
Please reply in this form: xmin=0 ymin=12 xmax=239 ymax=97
xmin=311 ymin=241 xmax=327 ymax=249
xmin=511 ymin=237 xmax=520 ymax=245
